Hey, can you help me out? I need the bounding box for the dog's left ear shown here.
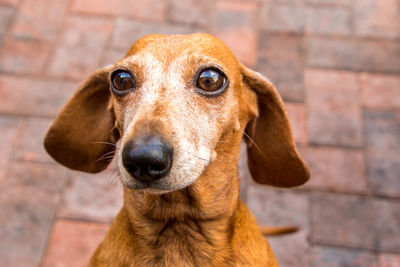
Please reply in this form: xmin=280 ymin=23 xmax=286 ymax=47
xmin=44 ymin=66 xmax=118 ymax=173
xmin=240 ymin=64 xmax=310 ymax=187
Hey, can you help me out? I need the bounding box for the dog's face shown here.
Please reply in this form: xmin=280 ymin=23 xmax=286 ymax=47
xmin=44 ymin=33 xmax=309 ymax=193
xmin=110 ymin=34 xmax=243 ymax=192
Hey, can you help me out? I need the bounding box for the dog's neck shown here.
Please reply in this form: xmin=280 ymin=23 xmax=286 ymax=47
xmin=122 ymin=141 xmax=241 ymax=266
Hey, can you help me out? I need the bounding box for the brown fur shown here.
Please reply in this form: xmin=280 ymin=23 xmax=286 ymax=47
xmin=44 ymin=33 xmax=309 ymax=266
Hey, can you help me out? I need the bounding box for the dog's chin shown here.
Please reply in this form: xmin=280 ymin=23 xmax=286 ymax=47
xmin=121 ymin=180 xmax=174 ymax=194
xmin=119 ymin=172 xmax=200 ymax=195
xmin=138 ymin=188 xmax=174 ymax=195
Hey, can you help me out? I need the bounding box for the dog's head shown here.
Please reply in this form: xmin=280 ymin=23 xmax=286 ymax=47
xmin=44 ymin=33 xmax=309 ymax=193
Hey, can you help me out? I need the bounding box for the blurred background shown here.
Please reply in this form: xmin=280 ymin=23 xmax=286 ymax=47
xmin=0 ymin=0 xmax=399 ymax=266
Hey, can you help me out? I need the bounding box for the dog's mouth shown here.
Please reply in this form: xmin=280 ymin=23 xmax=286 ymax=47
xmin=117 ymin=146 xmax=212 ymax=194
xmin=121 ymin=177 xmax=175 ymax=195
xmin=115 ymin=126 xmax=216 ymax=193
xmin=118 ymin=162 xmax=202 ymax=193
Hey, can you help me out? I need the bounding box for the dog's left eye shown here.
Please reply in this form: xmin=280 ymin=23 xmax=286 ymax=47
xmin=196 ymin=68 xmax=227 ymax=96
xmin=111 ymin=71 xmax=135 ymax=96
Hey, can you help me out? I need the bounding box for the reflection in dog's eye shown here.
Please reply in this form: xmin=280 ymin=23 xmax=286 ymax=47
xmin=111 ymin=71 xmax=135 ymax=96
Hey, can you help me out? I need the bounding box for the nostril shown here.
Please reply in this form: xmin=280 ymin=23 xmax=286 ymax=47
xmin=148 ymin=162 xmax=169 ymax=176
xmin=125 ymin=163 xmax=140 ymax=176
xmin=150 ymin=164 xmax=164 ymax=172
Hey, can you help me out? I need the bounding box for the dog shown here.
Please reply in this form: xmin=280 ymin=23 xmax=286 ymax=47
xmin=44 ymin=33 xmax=310 ymax=266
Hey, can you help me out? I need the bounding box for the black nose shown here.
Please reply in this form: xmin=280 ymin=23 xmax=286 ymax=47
xmin=122 ymin=135 xmax=173 ymax=183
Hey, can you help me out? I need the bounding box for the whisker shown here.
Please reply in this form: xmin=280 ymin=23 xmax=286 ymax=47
xmin=211 ymin=140 xmax=230 ymax=144
xmin=192 ymin=155 xmax=210 ymax=162
xmin=97 ymin=151 xmax=117 ymax=162
xmin=183 ymin=151 xmax=211 ymax=163
xmin=96 ymin=144 xmax=121 ymax=162
xmin=243 ymin=132 xmax=268 ymax=161
xmin=96 ymin=155 xmax=116 ymax=162
xmin=107 ymin=170 xmax=121 ymax=190
xmin=91 ymin=141 xmax=117 ymax=146
xmin=100 ymin=150 xmax=116 ymax=157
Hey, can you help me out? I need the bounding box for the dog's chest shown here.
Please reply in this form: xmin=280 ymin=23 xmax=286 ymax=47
xmin=138 ymin=220 xmax=235 ymax=266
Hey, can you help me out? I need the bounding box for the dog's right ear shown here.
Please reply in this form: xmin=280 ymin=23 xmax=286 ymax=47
xmin=44 ymin=66 xmax=119 ymax=173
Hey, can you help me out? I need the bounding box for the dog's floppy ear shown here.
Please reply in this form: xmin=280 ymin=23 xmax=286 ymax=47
xmin=44 ymin=66 xmax=118 ymax=173
xmin=240 ymin=64 xmax=310 ymax=187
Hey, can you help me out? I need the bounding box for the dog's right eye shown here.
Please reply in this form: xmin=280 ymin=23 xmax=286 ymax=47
xmin=111 ymin=71 xmax=135 ymax=96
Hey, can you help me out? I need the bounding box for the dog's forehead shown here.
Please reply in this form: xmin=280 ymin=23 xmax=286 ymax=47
xmin=124 ymin=33 xmax=238 ymax=68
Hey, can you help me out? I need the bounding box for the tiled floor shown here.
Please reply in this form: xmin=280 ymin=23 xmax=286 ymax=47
xmin=0 ymin=0 xmax=399 ymax=266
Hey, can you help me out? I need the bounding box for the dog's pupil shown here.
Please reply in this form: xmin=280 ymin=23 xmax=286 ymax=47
xmin=116 ymin=72 xmax=133 ymax=90
xmin=122 ymin=78 xmax=130 ymax=85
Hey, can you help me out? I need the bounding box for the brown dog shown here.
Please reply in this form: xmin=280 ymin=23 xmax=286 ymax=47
xmin=44 ymin=33 xmax=309 ymax=266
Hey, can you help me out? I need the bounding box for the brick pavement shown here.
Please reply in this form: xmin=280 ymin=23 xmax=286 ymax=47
xmin=0 ymin=0 xmax=399 ymax=266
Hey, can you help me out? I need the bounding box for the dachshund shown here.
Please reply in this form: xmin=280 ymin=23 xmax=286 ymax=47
xmin=44 ymin=33 xmax=310 ymax=266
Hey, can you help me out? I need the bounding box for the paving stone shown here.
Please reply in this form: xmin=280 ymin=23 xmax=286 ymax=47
xmin=70 ymin=0 xmax=166 ymax=22
xmin=379 ymin=253 xmax=400 ymax=267
xmin=311 ymin=246 xmax=378 ymax=267
xmin=363 ymin=110 xmax=400 ymax=198
xmin=42 ymin=219 xmax=109 ymax=267
xmin=0 ymin=162 xmax=67 ymax=267
xmin=354 ymin=0 xmax=400 ymax=39
xmin=285 ymin=103 xmax=308 ymax=145
xmin=360 ymin=73 xmax=400 ymax=110
xmin=307 ymin=37 xmax=400 ymax=74
xmin=306 ymin=69 xmax=363 ymax=147
xmin=212 ymin=0 xmax=258 ymax=29
xmin=0 ymin=75 xmax=76 ymax=117
xmin=247 ymin=186 xmax=309 ymax=228
xmin=45 ymin=16 xmax=113 ymax=80
xmin=305 ymin=6 xmax=351 ymax=35
xmin=213 ymin=29 xmax=257 ymax=68
xmin=98 ymin=48 xmax=125 ymax=67
xmin=210 ymin=1 xmax=258 ymax=67
xmin=0 ymin=116 xmax=21 ymax=165
xmin=366 ymin=150 xmax=400 ymax=198
xmin=257 ymin=33 xmax=305 ymax=102
xmin=58 ymin=169 xmax=123 ymax=223
xmin=0 ymin=5 xmax=14 ymax=39
xmin=167 ymin=0 xmax=212 ymax=26
xmin=110 ymin=18 xmax=190 ymax=51
xmin=311 ymin=193 xmax=400 ymax=252
xmin=260 ymin=2 xmax=307 ymax=33
xmin=0 ymin=116 xmax=21 ymax=184
xmin=300 ymin=147 xmax=367 ymax=193
xmin=247 ymin=186 xmax=309 ymax=267
xmin=0 ymin=164 xmax=6 ymax=185
xmin=0 ymin=37 xmax=51 ymax=75
xmin=363 ymin=110 xmax=400 ymax=151
xmin=306 ymin=0 xmax=349 ymax=5
xmin=268 ymin=0 xmax=307 ymax=3
xmin=0 ymin=0 xmax=19 ymax=6
xmin=11 ymin=117 xmax=55 ymax=163
xmin=10 ymin=0 xmax=69 ymax=41
xmin=268 ymin=230 xmax=310 ymax=267
xmin=262 ymin=0 xmax=305 ymax=3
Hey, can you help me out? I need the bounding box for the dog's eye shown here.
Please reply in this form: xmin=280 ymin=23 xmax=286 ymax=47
xmin=196 ymin=69 xmax=227 ymax=96
xmin=111 ymin=71 xmax=135 ymax=96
